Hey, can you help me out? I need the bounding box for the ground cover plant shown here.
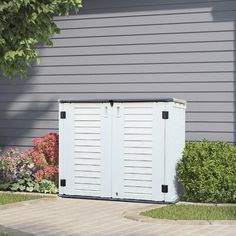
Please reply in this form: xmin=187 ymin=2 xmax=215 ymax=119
xmin=0 ymin=133 xmax=59 ymax=194
xmin=0 ymin=192 xmax=44 ymax=205
xmin=141 ymin=205 xmax=236 ymax=220
xmin=177 ymin=140 xmax=236 ymax=203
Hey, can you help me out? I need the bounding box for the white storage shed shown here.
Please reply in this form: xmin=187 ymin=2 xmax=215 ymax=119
xmin=59 ymin=98 xmax=186 ymax=203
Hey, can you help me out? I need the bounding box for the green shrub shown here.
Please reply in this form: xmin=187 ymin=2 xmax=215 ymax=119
xmin=177 ymin=140 xmax=236 ymax=203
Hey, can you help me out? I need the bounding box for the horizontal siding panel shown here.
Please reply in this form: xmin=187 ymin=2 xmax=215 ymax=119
xmin=51 ymin=31 xmax=234 ymax=47
xmin=187 ymin=132 xmax=235 ymax=142
xmin=81 ymin=0 xmax=232 ymax=10
xmin=0 ymin=111 xmax=57 ymax=120
xmin=0 ymin=102 xmax=56 ymax=111
xmin=57 ymin=22 xmax=234 ymax=38
xmin=0 ymin=102 xmax=57 ymax=111
xmin=0 ymin=129 xmax=55 ymax=138
xmin=0 ymin=92 xmax=234 ymax=102
xmin=1 ymin=83 xmax=234 ymax=93
xmin=1 ymin=73 xmax=235 ymax=85
xmin=187 ymin=123 xmax=235 ymax=132
xmin=37 ymin=52 xmax=235 ymax=66
xmin=27 ymin=63 xmax=235 ymax=75
xmin=0 ymin=137 xmax=34 ymax=147
xmin=37 ymin=41 xmax=235 ymax=57
xmin=188 ymin=102 xmax=235 ymax=112
xmin=0 ymin=120 xmax=57 ymax=129
xmin=187 ymin=112 xmax=235 ymax=122
xmin=56 ymin=11 xmax=236 ymax=29
xmin=55 ymin=1 xmax=236 ymax=20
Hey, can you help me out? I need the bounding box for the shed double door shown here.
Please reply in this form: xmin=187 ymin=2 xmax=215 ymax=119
xmin=59 ymin=102 xmax=166 ymax=201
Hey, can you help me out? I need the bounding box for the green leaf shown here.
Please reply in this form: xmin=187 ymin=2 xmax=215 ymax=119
xmin=0 ymin=0 xmax=83 ymax=79
xmin=26 ymin=186 xmax=34 ymax=192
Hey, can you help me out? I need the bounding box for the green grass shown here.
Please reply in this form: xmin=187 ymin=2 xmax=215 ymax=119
xmin=0 ymin=193 xmax=44 ymax=205
xmin=141 ymin=205 xmax=236 ymax=220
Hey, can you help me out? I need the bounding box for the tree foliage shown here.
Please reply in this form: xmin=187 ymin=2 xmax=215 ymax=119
xmin=0 ymin=0 xmax=82 ymax=78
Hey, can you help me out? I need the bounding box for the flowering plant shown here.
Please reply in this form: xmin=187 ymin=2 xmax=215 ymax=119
xmin=26 ymin=133 xmax=59 ymax=183
xmin=0 ymin=148 xmax=34 ymax=182
xmin=0 ymin=133 xmax=59 ymax=193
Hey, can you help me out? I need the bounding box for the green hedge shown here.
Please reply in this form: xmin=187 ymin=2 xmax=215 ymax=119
xmin=177 ymin=140 xmax=236 ymax=203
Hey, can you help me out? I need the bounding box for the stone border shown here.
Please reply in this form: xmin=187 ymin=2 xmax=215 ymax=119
xmin=0 ymin=225 xmax=34 ymax=236
xmin=0 ymin=191 xmax=57 ymax=198
xmin=123 ymin=203 xmax=236 ymax=225
xmin=177 ymin=201 xmax=236 ymax=207
xmin=0 ymin=195 xmax=57 ymax=211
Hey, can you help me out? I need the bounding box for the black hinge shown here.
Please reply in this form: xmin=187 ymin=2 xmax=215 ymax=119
xmin=162 ymin=111 xmax=169 ymax=119
xmin=109 ymin=100 xmax=114 ymax=107
xmin=60 ymin=179 xmax=66 ymax=187
xmin=162 ymin=185 xmax=168 ymax=193
xmin=60 ymin=111 xmax=66 ymax=119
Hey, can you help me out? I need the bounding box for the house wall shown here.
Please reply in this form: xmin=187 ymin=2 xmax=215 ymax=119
xmin=0 ymin=0 xmax=236 ymax=147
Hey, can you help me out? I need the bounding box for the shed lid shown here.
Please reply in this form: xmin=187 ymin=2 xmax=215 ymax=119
xmin=59 ymin=98 xmax=186 ymax=105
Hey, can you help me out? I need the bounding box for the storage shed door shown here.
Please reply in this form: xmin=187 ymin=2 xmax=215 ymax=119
xmin=59 ymin=102 xmax=112 ymax=197
xmin=111 ymin=102 xmax=165 ymax=201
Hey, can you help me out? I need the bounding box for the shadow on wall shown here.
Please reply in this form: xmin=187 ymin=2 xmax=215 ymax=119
xmin=211 ymin=4 xmax=236 ymax=145
xmin=0 ymin=69 xmax=55 ymax=148
xmin=0 ymin=0 xmax=236 ymax=148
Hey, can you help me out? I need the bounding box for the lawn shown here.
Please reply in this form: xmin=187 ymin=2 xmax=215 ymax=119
xmin=0 ymin=193 xmax=44 ymax=205
xmin=141 ymin=205 xmax=236 ymax=220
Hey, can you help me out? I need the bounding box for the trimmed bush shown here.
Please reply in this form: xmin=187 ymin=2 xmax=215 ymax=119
xmin=177 ymin=140 xmax=236 ymax=203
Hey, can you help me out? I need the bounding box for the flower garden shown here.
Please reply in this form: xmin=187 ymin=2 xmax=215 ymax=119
xmin=0 ymin=133 xmax=59 ymax=194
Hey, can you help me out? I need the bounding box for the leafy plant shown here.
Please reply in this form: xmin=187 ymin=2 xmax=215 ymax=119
xmin=0 ymin=0 xmax=83 ymax=78
xmin=177 ymin=140 xmax=236 ymax=203
xmin=10 ymin=178 xmax=39 ymax=192
xmin=38 ymin=180 xmax=58 ymax=194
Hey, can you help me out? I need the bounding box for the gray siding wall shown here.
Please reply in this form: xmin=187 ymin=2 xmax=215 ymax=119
xmin=0 ymin=0 xmax=236 ymax=147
